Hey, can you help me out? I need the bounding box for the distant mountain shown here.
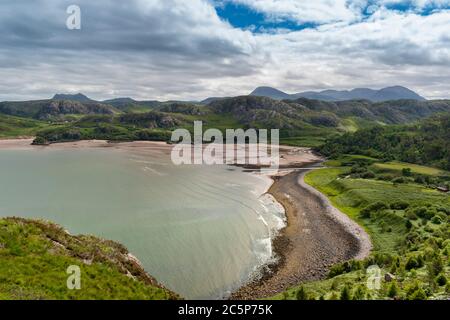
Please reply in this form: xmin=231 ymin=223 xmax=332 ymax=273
xmin=370 ymin=86 xmax=426 ymax=102
xmin=0 ymin=99 xmax=116 ymax=120
xmin=103 ymin=97 xmax=137 ymax=105
xmin=250 ymin=86 xmax=426 ymax=102
xmin=200 ymin=97 xmax=227 ymax=105
xmin=250 ymin=87 xmax=292 ymax=100
xmin=52 ymin=93 xmax=94 ymax=102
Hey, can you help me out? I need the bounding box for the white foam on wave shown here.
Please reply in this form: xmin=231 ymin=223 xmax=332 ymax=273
xmin=242 ymin=171 xmax=287 ymax=285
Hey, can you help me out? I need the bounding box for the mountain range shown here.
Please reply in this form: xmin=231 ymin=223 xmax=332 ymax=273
xmin=250 ymin=86 xmax=426 ymax=102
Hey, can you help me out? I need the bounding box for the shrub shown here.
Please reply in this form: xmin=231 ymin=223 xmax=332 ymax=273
xmin=378 ymin=174 xmax=394 ymax=181
xmin=390 ymin=201 xmax=410 ymax=210
xmin=340 ymin=286 xmax=351 ymax=300
xmin=427 ymin=256 xmax=444 ymax=277
xmin=32 ymin=136 xmax=49 ymax=145
xmin=405 ymin=220 xmax=413 ymax=230
xmin=402 ymin=168 xmax=412 ymax=177
xmin=414 ymin=207 xmax=435 ymax=220
xmin=393 ymin=177 xmax=406 ymax=184
xmin=388 ymin=282 xmax=399 ymax=298
xmin=361 ymin=171 xmax=376 ymax=179
xmin=435 ymin=274 xmax=447 ymax=286
xmin=431 ymin=216 xmax=442 ymax=225
xmin=352 ymin=286 xmax=366 ymax=300
xmin=295 ymin=286 xmax=308 ymax=300
xmin=408 ymin=288 xmax=427 ymax=300
xmin=360 ymin=202 xmax=388 ymax=218
xmin=406 ymin=256 xmax=423 ymax=270
xmin=406 ymin=211 xmax=418 ymax=220
xmin=414 ymin=176 xmax=426 ymax=184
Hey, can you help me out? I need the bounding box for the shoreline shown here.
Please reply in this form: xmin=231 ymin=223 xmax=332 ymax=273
xmin=0 ymin=139 xmax=372 ymax=300
xmin=231 ymin=164 xmax=372 ymax=300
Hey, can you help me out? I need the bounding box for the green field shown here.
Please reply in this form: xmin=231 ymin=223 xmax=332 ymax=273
xmin=0 ymin=115 xmax=52 ymax=138
xmin=273 ymin=157 xmax=450 ymax=300
xmin=374 ymin=161 xmax=449 ymax=176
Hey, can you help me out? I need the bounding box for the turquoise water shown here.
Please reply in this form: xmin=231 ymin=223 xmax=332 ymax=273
xmin=0 ymin=148 xmax=284 ymax=299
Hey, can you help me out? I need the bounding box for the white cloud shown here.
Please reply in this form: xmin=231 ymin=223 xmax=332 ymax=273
xmin=0 ymin=0 xmax=449 ymax=101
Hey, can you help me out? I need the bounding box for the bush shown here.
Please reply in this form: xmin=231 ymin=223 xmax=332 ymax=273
xmin=388 ymin=282 xmax=399 ymax=298
xmin=32 ymin=136 xmax=49 ymax=145
xmin=435 ymin=274 xmax=447 ymax=286
xmin=408 ymin=288 xmax=427 ymax=300
xmin=390 ymin=201 xmax=410 ymax=210
xmin=431 ymin=216 xmax=442 ymax=225
xmin=352 ymin=286 xmax=366 ymax=300
xmin=414 ymin=207 xmax=435 ymax=220
xmin=295 ymin=286 xmax=308 ymax=300
xmin=340 ymin=286 xmax=351 ymax=300
xmin=406 ymin=256 xmax=424 ymax=270
xmin=427 ymin=256 xmax=444 ymax=277
xmin=402 ymin=168 xmax=412 ymax=177
xmin=361 ymin=171 xmax=376 ymax=179
xmin=414 ymin=176 xmax=426 ymax=184
xmin=405 ymin=220 xmax=413 ymax=230
xmin=360 ymin=202 xmax=389 ymax=218
xmin=378 ymin=174 xmax=394 ymax=181
xmin=393 ymin=177 xmax=406 ymax=184
xmin=406 ymin=211 xmax=418 ymax=220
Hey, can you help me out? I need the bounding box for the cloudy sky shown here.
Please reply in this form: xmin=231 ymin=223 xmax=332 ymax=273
xmin=0 ymin=0 xmax=449 ymax=101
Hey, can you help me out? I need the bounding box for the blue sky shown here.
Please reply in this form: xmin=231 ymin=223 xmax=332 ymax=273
xmin=214 ymin=0 xmax=450 ymax=33
xmin=215 ymin=2 xmax=316 ymax=32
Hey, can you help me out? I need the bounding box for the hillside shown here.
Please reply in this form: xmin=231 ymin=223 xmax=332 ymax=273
xmin=319 ymin=113 xmax=450 ymax=170
xmin=274 ymin=156 xmax=449 ymax=300
xmin=1 ymin=94 xmax=449 ymax=148
xmin=0 ymin=100 xmax=117 ymax=120
xmin=0 ymin=217 xmax=179 ymax=300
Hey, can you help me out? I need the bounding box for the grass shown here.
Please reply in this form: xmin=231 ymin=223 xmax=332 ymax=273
xmin=373 ymin=161 xmax=449 ymax=176
xmin=0 ymin=115 xmax=52 ymax=138
xmin=0 ymin=218 xmax=177 ymax=300
xmin=272 ymin=156 xmax=450 ymax=300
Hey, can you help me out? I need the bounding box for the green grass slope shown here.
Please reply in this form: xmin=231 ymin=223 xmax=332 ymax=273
xmin=0 ymin=114 xmax=52 ymax=138
xmin=0 ymin=217 xmax=178 ymax=300
xmin=272 ymin=157 xmax=450 ymax=300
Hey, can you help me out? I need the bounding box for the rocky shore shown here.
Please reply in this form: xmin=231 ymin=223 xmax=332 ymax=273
xmin=231 ymin=166 xmax=372 ymax=300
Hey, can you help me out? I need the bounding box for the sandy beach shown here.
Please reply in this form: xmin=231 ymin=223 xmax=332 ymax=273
xmin=0 ymin=139 xmax=372 ymax=299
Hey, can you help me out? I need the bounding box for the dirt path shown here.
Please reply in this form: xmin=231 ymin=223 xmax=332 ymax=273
xmin=231 ymin=167 xmax=372 ymax=299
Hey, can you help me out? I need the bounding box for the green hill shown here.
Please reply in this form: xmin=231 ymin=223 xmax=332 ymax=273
xmin=0 ymin=217 xmax=179 ymax=300
xmin=319 ymin=113 xmax=450 ymax=170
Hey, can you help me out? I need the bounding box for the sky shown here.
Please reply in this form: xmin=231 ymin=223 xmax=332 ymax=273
xmin=0 ymin=0 xmax=449 ymax=101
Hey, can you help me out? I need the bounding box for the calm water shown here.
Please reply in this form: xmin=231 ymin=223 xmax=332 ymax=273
xmin=0 ymin=148 xmax=285 ymax=299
